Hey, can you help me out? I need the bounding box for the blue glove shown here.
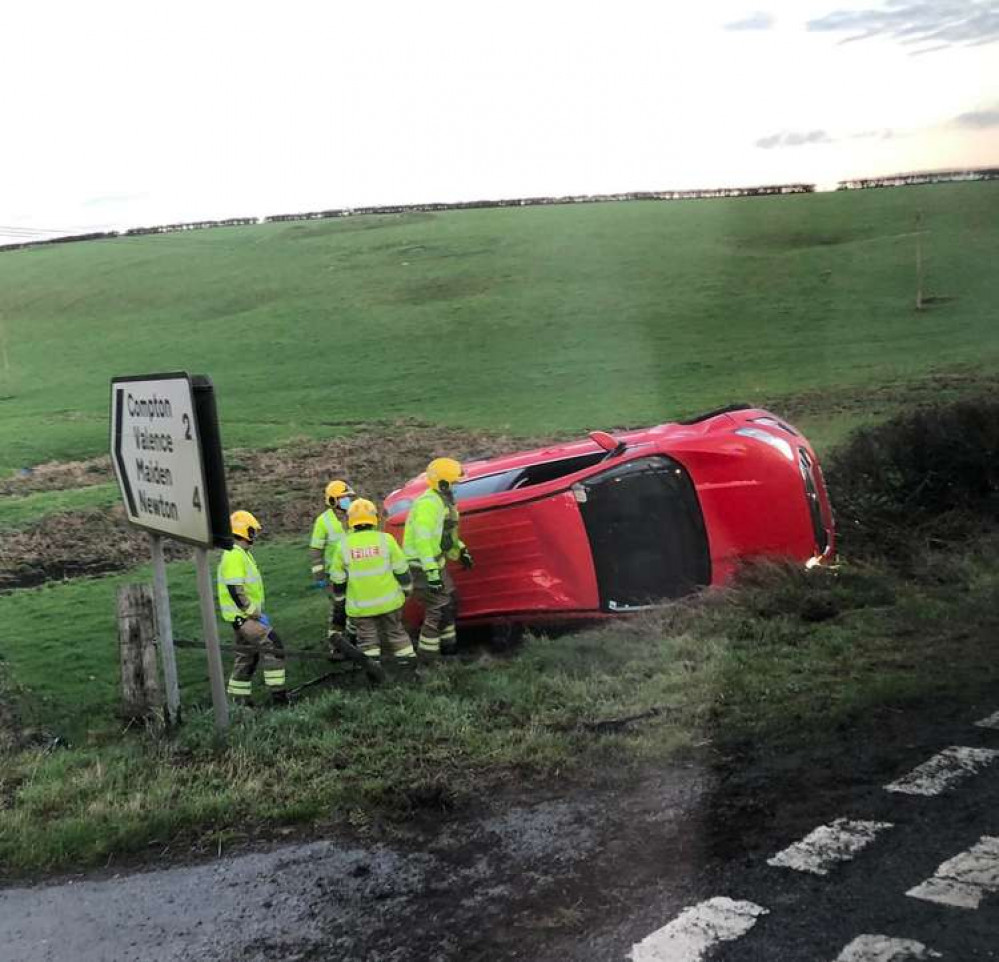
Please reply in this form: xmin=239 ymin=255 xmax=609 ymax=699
xmin=311 ymin=579 xmax=329 ymax=590
xmin=258 ymin=613 xmax=271 ymax=628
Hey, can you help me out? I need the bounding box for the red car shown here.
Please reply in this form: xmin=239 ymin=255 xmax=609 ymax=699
xmin=384 ymin=405 xmax=835 ymax=631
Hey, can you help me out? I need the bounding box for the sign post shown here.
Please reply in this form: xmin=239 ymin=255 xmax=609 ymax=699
xmin=149 ymin=533 xmax=180 ymax=725
xmin=111 ymin=373 xmax=231 ymax=733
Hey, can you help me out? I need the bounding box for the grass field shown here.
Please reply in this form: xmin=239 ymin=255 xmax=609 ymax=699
xmin=2 ymin=533 xmax=996 ymax=876
xmin=0 ymin=183 xmax=997 ymax=473
xmin=1 ymin=184 xmax=997 ymax=876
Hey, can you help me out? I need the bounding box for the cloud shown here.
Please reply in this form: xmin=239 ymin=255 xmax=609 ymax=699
xmin=953 ymin=105 xmax=999 ymax=128
xmin=851 ymin=128 xmax=896 ymax=140
xmin=807 ymin=0 xmax=999 ymax=53
xmin=755 ymin=130 xmax=833 ymax=149
xmin=724 ymin=11 xmax=775 ymax=30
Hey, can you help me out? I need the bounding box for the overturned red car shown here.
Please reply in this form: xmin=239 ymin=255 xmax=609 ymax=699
xmin=384 ymin=405 xmax=835 ymax=630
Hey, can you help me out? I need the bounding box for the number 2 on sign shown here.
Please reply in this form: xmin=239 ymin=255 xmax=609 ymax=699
xmin=193 ymin=487 xmax=202 ymax=511
xmin=182 ymin=413 xmax=192 ymax=440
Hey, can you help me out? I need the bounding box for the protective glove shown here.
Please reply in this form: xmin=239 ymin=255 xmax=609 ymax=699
xmin=459 ymin=547 xmax=474 ymax=570
xmin=311 ymin=578 xmax=329 ymax=590
xmin=331 ymin=603 xmax=347 ymax=630
xmin=258 ymin=613 xmax=271 ymax=628
xmin=426 ymin=570 xmax=444 ymax=591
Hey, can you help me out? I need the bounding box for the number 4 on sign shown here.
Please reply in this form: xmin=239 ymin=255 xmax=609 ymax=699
xmin=193 ymin=487 xmax=202 ymax=511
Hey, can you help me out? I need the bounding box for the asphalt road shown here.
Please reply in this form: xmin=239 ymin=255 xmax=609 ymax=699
xmin=2 ymin=700 xmax=997 ymax=961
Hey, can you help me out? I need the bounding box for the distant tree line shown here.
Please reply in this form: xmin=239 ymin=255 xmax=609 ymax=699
xmin=263 ymin=183 xmax=815 ymax=224
xmin=0 ymin=182 xmax=828 ymax=254
xmin=837 ymin=167 xmax=999 ymax=190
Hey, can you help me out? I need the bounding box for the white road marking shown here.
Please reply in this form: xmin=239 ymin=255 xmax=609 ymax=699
xmin=629 ymin=897 xmax=768 ymax=962
xmin=833 ymin=934 xmax=941 ymax=960
xmin=974 ymin=710 xmax=999 ymax=730
xmin=907 ymin=835 xmax=999 ymax=910
xmin=884 ymin=746 xmax=999 ymax=796
xmin=767 ymin=818 xmax=893 ymax=876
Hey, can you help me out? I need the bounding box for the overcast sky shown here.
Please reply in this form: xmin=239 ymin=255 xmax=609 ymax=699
xmin=1 ymin=0 xmax=996 ymax=242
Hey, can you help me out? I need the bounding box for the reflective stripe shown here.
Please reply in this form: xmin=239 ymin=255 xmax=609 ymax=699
xmin=263 ymin=670 xmax=286 ymax=687
xmin=441 ymin=627 xmax=456 ymax=640
xmin=227 ymin=680 xmax=252 ymax=695
xmin=419 ymin=635 xmax=441 ymax=652
xmin=311 ymin=564 xmax=325 ymax=574
xmin=395 ymin=645 xmax=416 ymax=658
xmin=352 ymin=590 xmax=404 ymax=610
xmin=349 ymin=563 xmax=392 ymax=578
xmin=362 ymin=648 xmax=380 ymax=659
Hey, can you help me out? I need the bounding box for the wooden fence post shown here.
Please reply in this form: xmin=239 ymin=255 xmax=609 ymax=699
xmin=117 ymin=583 xmax=164 ymax=720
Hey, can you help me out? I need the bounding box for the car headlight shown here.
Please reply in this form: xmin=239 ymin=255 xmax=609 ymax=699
xmin=735 ymin=427 xmax=795 ymax=462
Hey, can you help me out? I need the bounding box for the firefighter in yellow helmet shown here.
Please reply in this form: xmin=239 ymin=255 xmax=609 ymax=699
xmin=309 ymin=479 xmax=358 ymax=656
xmin=216 ymin=510 xmax=288 ymax=705
xmin=402 ymin=457 xmax=473 ymax=657
xmin=330 ymin=499 xmax=415 ymax=666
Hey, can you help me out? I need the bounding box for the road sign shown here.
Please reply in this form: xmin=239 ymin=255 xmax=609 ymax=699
xmin=111 ymin=373 xmax=212 ymax=545
xmin=111 ymin=372 xmax=232 ymax=732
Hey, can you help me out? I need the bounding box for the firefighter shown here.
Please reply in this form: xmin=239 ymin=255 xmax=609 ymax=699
xmin=403 ymin=457 xmax=473 ymax=657
xmin=329 ymin=499 xmax=415 ymax=666
xmin=310 ymin=479 xmax=357 ymax=655
xmin=217 ymin=510 xmax=288 ymax=705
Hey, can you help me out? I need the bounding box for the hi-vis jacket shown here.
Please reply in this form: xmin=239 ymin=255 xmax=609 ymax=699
xmin=330 ymin=530 xmax=410 ymax=618
xmin=216 ymin=544 xmax=264 ymax=622
xmin=310 ymin=508 xmax=347 ymax=573
xmin=402 ymin=489 xmax=465 ymax=575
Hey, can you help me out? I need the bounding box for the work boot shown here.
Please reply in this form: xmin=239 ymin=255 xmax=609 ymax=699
xmin=269 ymin=690 xmax=292 ymax=708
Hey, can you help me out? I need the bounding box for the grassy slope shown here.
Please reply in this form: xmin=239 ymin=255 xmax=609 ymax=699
xmin=0 ymin=184 xmax=997 ymax=472
xmin=0 ymin=484 xmax=118 ymax=530
xmin=2 ymin=536 xmax=996 ymax=876
xmin=2 ymin=539 xmax=335 ymax=738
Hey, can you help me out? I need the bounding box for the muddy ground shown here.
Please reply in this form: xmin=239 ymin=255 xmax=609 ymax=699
xmin=5 ymin=367 xmax=998 ymax=591
xmin=0 ymin=423 xmax=550 ymax=589
xmin=2 ymin=687 xmax=997 ymax=961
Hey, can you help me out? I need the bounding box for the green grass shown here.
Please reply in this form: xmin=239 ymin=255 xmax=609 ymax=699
xmin=2 ymin=532 xmax=996 ymax=876
xmin=1 ymin=183 xmax=997 ymax=473
xmin=0 ymin=484 xmax=118 ymax=530
xmin=1 ymin=537 xmax=339 ymax=739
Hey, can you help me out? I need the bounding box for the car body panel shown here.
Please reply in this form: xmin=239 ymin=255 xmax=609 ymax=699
xmin=384 ymin=407 xmax=835 ymax=628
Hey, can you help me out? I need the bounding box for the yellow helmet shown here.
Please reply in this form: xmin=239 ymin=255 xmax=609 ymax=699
xmin=347 ymin=498 xmax=378 ymax=529
xmin=230 ymin=510 xmax=262 ymax=543
xmin=426 ymin=457 xmax=464 ymax=491
xmin=325 ymin=479 xmax=356 ymax=506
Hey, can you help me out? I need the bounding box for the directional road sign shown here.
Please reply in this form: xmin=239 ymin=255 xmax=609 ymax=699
xmin=110 ymin=373 xmax=213 ymax=546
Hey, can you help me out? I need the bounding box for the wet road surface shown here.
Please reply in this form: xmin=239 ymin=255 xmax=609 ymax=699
xmin=2 ymin=699 xmax=997 ymax=961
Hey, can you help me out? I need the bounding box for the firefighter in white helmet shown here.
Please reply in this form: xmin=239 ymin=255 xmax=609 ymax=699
xmin=217 ymin=510 xmax=288 ymax=705
xmin=402 ymin=457 xmax=473 ymax=657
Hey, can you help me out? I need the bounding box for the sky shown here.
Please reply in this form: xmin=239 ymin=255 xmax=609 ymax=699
xmin=1 ymin=0 xmax=997 ymax=242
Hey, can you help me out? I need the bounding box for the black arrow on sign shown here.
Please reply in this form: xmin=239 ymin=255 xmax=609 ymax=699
xmin=113 ymin=387 xmax=137 ymax=516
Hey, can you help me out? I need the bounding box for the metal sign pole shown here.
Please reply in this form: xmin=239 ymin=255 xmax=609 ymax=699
xmin=194 ymin=546 xmax=229 ymax=734
xmin=149 ymin=533 xmax=181 ymax=725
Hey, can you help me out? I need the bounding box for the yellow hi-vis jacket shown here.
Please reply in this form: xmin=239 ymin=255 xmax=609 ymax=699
xmin=216 ymin=544 xmax=264 ymax=622
xmin=330 ymin=529 xmax=410 ymax=618
xmin=310 ymin=508 xmax=347 ymax=573
xmin=402 ymin=489 xmax=465 ymax=576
